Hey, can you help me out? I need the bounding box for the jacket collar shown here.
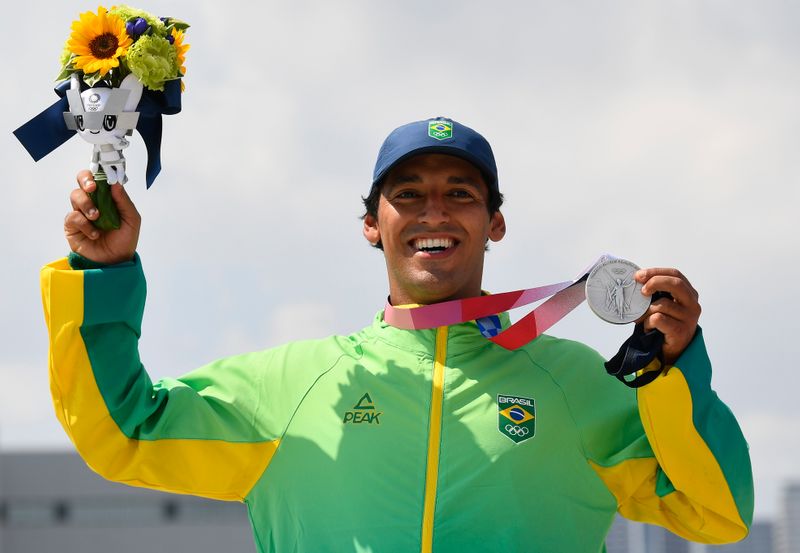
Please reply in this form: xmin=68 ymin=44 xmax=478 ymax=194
xmin=369 ymin=309 xmax=511 ymax=356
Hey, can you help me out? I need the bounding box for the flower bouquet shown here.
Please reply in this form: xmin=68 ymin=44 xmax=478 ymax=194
xmin=14 ymin=5 xmax=189 ymax=230
xmin=57 ymin=5 xmax=189 ymax=91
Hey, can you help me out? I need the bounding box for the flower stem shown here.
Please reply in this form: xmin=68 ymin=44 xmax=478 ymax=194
xmin=89 ymin=169 xmax=121 ymax=230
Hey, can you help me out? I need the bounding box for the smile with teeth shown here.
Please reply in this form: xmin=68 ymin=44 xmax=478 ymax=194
xmin=413 ymin=237 xmax=455 ymax=253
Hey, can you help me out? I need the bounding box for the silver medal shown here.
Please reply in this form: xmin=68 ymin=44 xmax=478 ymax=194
xmin=585 ymin=258 xmax=651 ymax=324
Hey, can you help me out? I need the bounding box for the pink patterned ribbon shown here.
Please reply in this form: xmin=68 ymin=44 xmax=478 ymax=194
xmin=384 ymin=256 xmax=610 ymax=350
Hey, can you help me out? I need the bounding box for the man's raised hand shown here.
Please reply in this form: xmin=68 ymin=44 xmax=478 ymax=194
xmin=635 ymin=267 xmax=702 ymax=365
xmin=64 ymin=169 xmax=141 ymax=265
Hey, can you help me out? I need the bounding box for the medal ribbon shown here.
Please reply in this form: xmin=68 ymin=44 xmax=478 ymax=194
xmin=384 ymin=255 xmax=668 ymax=387
xmin=384 ymin=256 xmax=606 ymax=350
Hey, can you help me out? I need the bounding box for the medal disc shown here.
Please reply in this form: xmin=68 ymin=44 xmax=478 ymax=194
xmin=585 ymin=258 xmax=651 ymax=324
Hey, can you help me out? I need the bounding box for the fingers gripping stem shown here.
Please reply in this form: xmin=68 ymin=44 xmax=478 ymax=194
xmin=88 ymin=169 xmax=121 ymax=231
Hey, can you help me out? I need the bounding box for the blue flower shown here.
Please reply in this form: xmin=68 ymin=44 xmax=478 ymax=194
xmin=125 ymin=17 xmax=149 ymax=39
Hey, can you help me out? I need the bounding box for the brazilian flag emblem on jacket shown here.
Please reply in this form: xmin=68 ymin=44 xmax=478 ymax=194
xmin=497 ymin=394 xmax=536 ymax=444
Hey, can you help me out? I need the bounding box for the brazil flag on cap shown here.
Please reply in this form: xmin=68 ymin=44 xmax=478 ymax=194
xmin=428 ymin=120 xmax=453 ymax=140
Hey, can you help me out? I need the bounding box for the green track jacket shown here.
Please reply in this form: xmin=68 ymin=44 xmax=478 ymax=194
xmin=40 ymin=255 xmax=754 ymax=552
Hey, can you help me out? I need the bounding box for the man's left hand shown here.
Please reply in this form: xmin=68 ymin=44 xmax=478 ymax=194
xmin=634 ymin=268 xmax=702 ymax=366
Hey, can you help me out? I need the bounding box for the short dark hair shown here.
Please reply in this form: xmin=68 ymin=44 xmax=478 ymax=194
xmin=360 ymin=180 xmax=504 ymax=250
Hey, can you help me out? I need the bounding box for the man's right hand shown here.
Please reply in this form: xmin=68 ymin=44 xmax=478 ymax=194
xmin=64 ymin=169 xmax=141 ymax=265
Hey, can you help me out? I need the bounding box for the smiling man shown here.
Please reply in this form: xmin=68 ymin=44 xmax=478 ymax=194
xmin=364 ymin=152 xmax=506 ymax=305
xmin=42 ymin=117 xmax=753 ymax=552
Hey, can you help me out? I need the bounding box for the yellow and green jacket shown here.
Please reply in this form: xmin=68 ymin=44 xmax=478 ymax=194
xmin=41 ymin=254 xmax=753 ymax=553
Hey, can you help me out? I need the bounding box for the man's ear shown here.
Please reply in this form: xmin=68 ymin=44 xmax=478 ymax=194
xmin=363 ymin=214 xmax=381 ymax=246
xmin=488 ymin=211 xmax=506 ymax=243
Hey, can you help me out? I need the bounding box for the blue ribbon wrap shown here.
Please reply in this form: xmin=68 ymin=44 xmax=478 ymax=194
xmin=13 ymin=78 xmax=182 ymax=188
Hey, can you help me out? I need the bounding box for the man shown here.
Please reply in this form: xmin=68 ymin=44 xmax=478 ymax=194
xmin=43 ymin=118 xmax=753 ymax=552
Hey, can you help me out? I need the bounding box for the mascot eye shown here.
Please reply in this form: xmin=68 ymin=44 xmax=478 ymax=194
xmin=103 ymin=115 xmax=117 ymax=131
xmin=74 ymin=115 xmax=84 ymax=131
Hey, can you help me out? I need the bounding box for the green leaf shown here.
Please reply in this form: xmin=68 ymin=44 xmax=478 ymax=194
xmin=54 ymin=66 xmax=72 ymax=82
xmin=117 ymin=61 xmax=131 ymax=78
xmin=83 ymin=71 xmax=104 ymax=87
xmin=169 ymin=18 xmax=190 ymax=31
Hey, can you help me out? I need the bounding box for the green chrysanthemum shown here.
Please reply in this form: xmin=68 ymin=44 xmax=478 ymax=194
xmin=55 ymin=42 xmax=76 ymax=80
xmin=109 ymin=4 xmax=165 ymax=35
xmin=59 ymin=43 xmax=73 ymax=67
xmin=125 ymin=34 xmax=177 ymax=91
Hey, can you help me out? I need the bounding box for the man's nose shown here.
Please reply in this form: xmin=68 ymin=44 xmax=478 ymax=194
xmin=418 ymin=194 xmax=449 ymax=225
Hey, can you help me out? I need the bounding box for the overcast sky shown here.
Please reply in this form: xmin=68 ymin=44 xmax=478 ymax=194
xmin=2 ymin=0 xmax=798 ymax=521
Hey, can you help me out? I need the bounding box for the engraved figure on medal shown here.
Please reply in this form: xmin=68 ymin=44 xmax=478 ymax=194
xmin=586 ymin=258 xmax=651 ymax=324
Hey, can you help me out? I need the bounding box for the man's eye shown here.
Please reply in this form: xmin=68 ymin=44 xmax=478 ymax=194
xmin=396 ymin=191 xmax=419 ymax=199
xmin=450 ymin=190 xmax=473 ymax=199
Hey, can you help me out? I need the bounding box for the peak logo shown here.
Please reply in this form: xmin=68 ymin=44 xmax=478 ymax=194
xmin=343 ymin=393 xmax=383 ymax=425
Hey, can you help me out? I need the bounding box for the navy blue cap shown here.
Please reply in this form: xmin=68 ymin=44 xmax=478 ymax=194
xmin=371 ymin=117 xmax=498 ymax=194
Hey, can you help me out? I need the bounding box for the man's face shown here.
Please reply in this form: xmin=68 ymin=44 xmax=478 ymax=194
xmin=363 ymin=153 xmax=506 ymax=305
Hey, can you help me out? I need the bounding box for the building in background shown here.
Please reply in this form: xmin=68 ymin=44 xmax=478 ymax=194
xmin=0 ymin=452 xmax=254 ymax=553
xmin=706 ymin=521 xmax=774 ymax=553
xmin=607 ymin=515 xmax=775 ymax=553
xmin=607 ymin=516 xmax=646 ymax=553
xmin=608 ymin=517 xmax=698 ymax=553
xmin=777 ymin=483 xmax=800 ymax=553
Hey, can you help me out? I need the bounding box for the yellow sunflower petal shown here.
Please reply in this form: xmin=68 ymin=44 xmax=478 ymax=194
xmin=72 ymin=56 xmax=94 ymax=72
xmin=69 ymin=28 xmax=93 ymax=45
xmin=101 ymin=11 xmax=114 ymax=35
xmin=73 ymin=56 xmax=99 ymax=72
xmin=108 ymin=15 xmax=125 ymax=34
xmin=73 ymin=42 xmax=94 ymax=56
xmin=83 ymin=56 xmax=119 ymax=76
xmin=83 ymin=11 xmax=102 ymax=36
xmin=171 ymin=29 xmax=190 ymax=69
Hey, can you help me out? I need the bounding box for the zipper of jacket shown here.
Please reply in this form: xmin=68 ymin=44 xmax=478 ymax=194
xmin=421 ymin=325 xmax=449 ymax=553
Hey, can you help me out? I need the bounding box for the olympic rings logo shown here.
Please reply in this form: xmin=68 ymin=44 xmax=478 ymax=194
xmin=505 ymin=424 xmax=530 ymax=437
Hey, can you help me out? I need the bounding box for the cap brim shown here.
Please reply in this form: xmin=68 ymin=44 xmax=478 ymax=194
xmin=371 ymin=145 xmax=498 ymax=191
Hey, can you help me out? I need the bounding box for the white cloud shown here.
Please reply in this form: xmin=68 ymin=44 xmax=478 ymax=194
xmin=265 ymin=301 xmax=338 ymax=348
xmin=0 ymin=363 xmax=71 ymax=450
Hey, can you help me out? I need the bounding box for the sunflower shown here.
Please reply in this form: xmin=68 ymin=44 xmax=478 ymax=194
xmin=171 ymin=28 xmax=190 ymax=91
xmin=67 ymin=7 xmax=132 ymax=77
xmin=171 ymin=28 xmax=190 ymax=76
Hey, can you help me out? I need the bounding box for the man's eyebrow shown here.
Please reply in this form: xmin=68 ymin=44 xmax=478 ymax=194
xmin=385 ymin=174 xmax=422 ymax=190
xmin=447 ymin=176 xmax=482 ymax=188
xmin=384 ymin=174 xmax=484 ymax=192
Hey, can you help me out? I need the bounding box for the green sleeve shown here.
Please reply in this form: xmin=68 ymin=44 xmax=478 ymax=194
xmin=41 ymin=255 xmax=332 ymax=501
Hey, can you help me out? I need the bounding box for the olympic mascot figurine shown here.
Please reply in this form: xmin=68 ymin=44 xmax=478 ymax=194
xmin=61 ymin=73 xmax=144 ymax=228
xmin=14 ymin=5 xmax=189 ymax=230
xmin=64 ymin=73 xmax=143 ymax=187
